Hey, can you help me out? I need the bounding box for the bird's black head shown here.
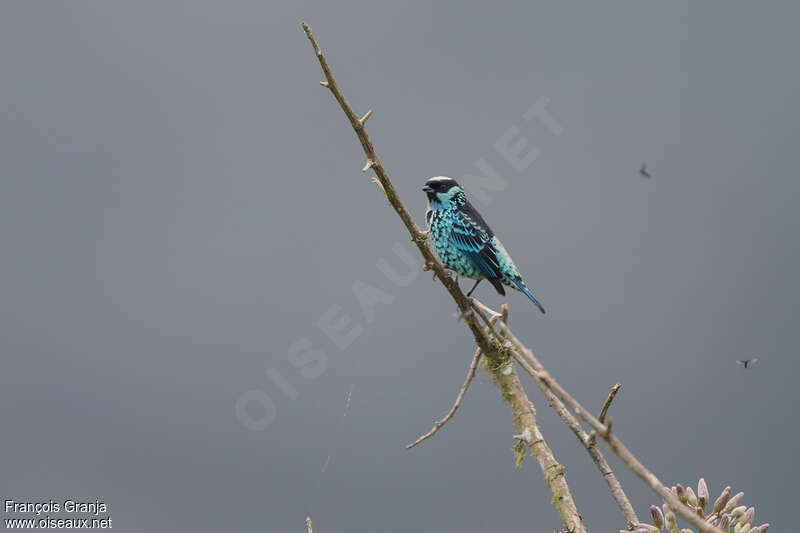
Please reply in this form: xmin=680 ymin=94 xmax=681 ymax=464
xmin=422 ymin=176 xmax=463 ymax=206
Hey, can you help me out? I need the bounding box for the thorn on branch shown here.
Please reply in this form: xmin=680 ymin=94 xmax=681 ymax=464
xmin=362 ymin=159 xmax=374 ymax=172
xmin=359 ymin=109 xmax=373 ymax=125
xmin=370 ymin=176 xmax=385 ymax=193
xmin=319 ymin=81 xmax=329 ymax=87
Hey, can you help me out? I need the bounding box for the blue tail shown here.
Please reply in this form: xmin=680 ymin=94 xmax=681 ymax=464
xmin=512 ymin=278 xmax=546 ymax=314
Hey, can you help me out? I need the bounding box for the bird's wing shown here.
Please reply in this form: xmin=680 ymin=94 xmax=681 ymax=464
xmin=449 ymin=205 xmax=503 ymax=283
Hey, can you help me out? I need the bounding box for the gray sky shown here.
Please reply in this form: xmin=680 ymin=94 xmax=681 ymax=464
xmin=1 ymin=2 xmax=798 ymax=532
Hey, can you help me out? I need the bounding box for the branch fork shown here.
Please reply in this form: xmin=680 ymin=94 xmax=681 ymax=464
xmin=300 ymin=20 xmax=732 ymax=533
xmin=303 ymin=21 xmax=586 ymax=531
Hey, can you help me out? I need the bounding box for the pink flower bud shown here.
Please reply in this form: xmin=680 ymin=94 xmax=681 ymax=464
xmin=686 ymin=487 xmax=698 ymax=508
xmin=713 ymin=486 xmax=732 ymax=514
xmin=675 ymin=484 xmax=688 ymax=504
xmin=724 ymin=492 xmax=744 ymax=514
xmin=663 ymin=504 xmax=677 ymax=530
xmin=649 ymin=505 xmax=664 ymax=530
xmin=697 ymin=478 xmax=709 ymax=512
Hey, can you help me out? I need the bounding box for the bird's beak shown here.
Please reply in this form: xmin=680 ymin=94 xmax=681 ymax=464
xmin=422 ymin=185 xmax=433 ymax=192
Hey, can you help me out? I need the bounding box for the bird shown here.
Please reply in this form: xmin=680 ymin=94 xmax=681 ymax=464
xmin=639 ymin=164 xmax=652 ymax=178
xmin=736 ymin=358 xmax=759 ymax=369
xmin=423 ymin=176 xmax=545 ymax=314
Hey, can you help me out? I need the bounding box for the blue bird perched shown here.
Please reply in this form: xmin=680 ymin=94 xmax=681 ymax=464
xmin=423 ymin=176 xmax=546 ymax=314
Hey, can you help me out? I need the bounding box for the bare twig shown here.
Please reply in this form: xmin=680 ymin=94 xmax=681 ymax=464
xmin=588 ymin=382 xmax=622 ymax=447
xmin=493 ymin=312 xmax=638 ymax=529
xmin=599 ymin=383 xmax=622 ymax=424
xmin=301 ymin=22 xmax=586 ymax=533
xmin=504 ymin=337 xmax=725 ymax=533
xmin=406 ymin=348 xmax=483 ymax=449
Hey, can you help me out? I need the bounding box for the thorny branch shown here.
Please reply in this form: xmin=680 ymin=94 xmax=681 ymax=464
xmin=301 ymin=21 xmax=728 ymax=533
xmin=303 ymin=19 xmax=736 ymax=531
xmin=301 ymin=22 xmax=490 ymax=362
xmin=301 ymin=21 xmax=585 ymax=533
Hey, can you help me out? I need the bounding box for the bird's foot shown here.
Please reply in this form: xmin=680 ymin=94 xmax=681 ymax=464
xmin=412 ymin=230 xmax=429 ymax=243
xmin=465 ymin=279 xmax=482 ymax=297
